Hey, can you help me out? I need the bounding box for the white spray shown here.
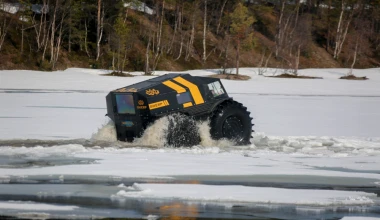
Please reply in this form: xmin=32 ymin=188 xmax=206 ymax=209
xmin=91 ymin=117 xmax=233 ymax=148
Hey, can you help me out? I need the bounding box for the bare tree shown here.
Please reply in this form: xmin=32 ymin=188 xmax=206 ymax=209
xmin=216 ymin=0 xmax=228 ymax=35
xmin=333 ymin=0 xmax=356 ymax=60
xmin=0 ymin=1 xmax=12 ymax=52
xmin=49 ymin=0 xmax=57 ymax=64
xmin=202 ymin=0 xmax=207 ymax=63
xmin=185 ymin=0 xmax=199 ymax=61
xmin=292 ymin=14 xmax=311 ymax=75
xmin=347 ymin=5 xmax=371 ymax=76
xmin=32 ymin=0 xmax=49 ymax=52
xmin=174 ymin=2 xmax=184 ymax=61
xmin=275 ymin=0 xmax=300 ymax=59
xmin=152 ymin=0 xmax=165 ymax=72
xmin=145 ymin=34 xmax=151 ymax=75
xmin=96 ymin=0 xmax=104 ymax=61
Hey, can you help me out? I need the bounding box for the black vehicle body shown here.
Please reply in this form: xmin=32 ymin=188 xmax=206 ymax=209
xmin=106 ymin=73 xmax=231 ymax=142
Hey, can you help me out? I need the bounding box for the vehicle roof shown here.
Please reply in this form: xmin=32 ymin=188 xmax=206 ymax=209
xmin=112 ymin=73 xmax=187 ymax=92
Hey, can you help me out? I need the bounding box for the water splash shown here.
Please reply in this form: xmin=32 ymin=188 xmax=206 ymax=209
xmin=91 ymin=120 xmax=117 ymax=142
xmin=92 ymin=116 xmax=233 ymax=148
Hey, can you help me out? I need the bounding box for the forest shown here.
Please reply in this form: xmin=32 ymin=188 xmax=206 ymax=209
xmin=0 ymin=0 xmax=379 ymax=74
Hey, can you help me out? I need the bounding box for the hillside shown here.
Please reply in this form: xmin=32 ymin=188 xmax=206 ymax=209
xmin=0 ymin=0 xmax=379 ymax=72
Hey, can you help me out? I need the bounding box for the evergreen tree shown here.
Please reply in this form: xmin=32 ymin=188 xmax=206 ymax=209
xmin=229 ymin=2 xmax=255 ymax=75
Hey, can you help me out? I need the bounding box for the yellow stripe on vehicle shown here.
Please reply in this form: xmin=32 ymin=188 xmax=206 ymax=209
xmin=174 ymin=77 xmax=205 ymax=105
xmin=162 ymin=80 xmax=186 ymax=94
xmin=149 ymin=100 xmax=170 ymax=110
xmin=183 ymin=102 xmax=193 ymax=108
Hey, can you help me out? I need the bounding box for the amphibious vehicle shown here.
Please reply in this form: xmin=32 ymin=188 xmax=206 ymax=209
xmin=106 ymin=73 xmax=253 ymax=147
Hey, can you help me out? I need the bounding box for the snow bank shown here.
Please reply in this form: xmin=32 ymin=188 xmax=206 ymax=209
xmin=252 ymin=133 xmax=380 ymax=156
xmin=341 ymin=217 xmax=380 ymax=220
xmin=0 ymin=201 xmax=78 ymax=211
xmin=0 ymin=144 xmax=88 ymax=158
xmin=111 ymin=183 xmax=377 ymax=206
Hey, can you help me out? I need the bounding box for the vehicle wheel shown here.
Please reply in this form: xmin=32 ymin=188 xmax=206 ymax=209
xmin=166 ymin=113 xmax=201 ymax=147
xmin=210 ymin=101 xmax=253 ymax=145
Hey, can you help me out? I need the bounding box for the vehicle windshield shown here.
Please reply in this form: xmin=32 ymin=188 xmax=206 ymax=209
xmin=116 ymin=94 xmax=135 ymax=114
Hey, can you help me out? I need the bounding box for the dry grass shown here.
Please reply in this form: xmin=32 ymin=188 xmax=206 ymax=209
xmin=340 ymin=75 xmax=368 ymax=80
xmin=102 ymin=72 xmax=134 ymax=77
xmin=209 ymin=74 xmax=251 ymax=80
xmin=268 ymin=73 xmax=323 ymax=79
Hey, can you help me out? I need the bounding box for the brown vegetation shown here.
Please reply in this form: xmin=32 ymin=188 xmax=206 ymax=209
xmin=0 ymin=0 xmax=379 ymax=72
xmin=209 ymin=74 xmax=251 ymax=81
xmin=339 ymin=75 xmax=368 ymax=80
xmin=268 ymin=73 xmax=322 ymax=79
xmin=102 ymin=72 xmax=134 ymax=77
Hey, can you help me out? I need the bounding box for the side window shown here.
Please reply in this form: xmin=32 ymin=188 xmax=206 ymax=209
xmin=176 ymin=92 xmax=192 ymax=104
xmin=208 ymin=81 xmax=225 ymax=97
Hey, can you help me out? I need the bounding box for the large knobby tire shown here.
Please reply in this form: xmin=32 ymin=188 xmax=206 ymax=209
xmin=210 ymin=101 xmax=253 ymax=145
xmin=166 ymin=113 xmax=201 ymax=147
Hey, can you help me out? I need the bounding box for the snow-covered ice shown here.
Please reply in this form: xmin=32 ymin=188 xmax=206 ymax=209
xmin=112 ymin=183 xmax=376 ymax=206
xmin=1 ymin=67 xmax=380 ymax=219
xmin=0 ymin=201 xmax=78 ymax=211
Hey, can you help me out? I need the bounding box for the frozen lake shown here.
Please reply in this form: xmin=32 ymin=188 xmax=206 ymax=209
xmin=0 ymin=68 xmax=380 ymax=219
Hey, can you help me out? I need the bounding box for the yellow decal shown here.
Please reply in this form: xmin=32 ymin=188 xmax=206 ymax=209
xmin=127 ymin=88 xmax=137 ymax=92
xmin=146 ymin=89 xmax=160 ymax=96
xmin=149 ymin=100 xmax=169 ymax=110
xmin=162 ymin=80 xmax=186 ymax=94
xmin=174 ymin=77 xmax=205 ymax=105
xmin=114 ymin=88 xmax=137 ymax=92
xmin=138 ymin=100 xmax=145 ymax=105
xmin=114 ymin=88 xmax=127 ymax=92
xmin=183 ymin=102 xmax=193 ymax=108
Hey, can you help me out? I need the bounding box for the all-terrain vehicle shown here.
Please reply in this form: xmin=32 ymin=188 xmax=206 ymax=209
xmin=106 ymin=73 xmax=253 ymax=147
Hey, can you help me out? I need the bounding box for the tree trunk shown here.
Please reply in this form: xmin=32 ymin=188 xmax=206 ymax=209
xmin=348 ymin=38 xmax=359 ymax=76
xmin=53 ymin=15 xmax=65 ymax=70
xmin=68 ymin=0 xmax=72 ymax=53
xmin=96 ymin=0 xmax=103 ymax=61
xmin=50 ymin=0 xmax=58 ymax=64
xmin=117 ymin=38 xmax=121 ymax=73
xmin=41 ymin=23 xmax=50 ymax=61
xmin=202 ymin=0 xmax=207 ymax=63
xmin=84 ymin=20 xmax=90 ymax=58
xmin=334 ymin=0 xmax=345 ymax=59
xmin=294 ymin=44 xmax=301 ymax=75
xmin=236 ymin=39 xmax=240 ymax=75
xmin=185 ymin=1 xmax=197 ymax=61
xmin=336 ymin=10 xmax=354 ymax=59
xmin=41 ymin=0 xmax=49 ymax=52
xmin=223 ymin=34 xmax=230 ymax=69
xmin=167 ymin=2 xmax=180 ymax=54
xmin=122 ymin=45 xmax=128 ymax=74
xmin=275 ymin=0 xmax=286 ymax=58
xmin=216 ymin=0 xmax=228 ymax=35
xmin=156 ymin=0 xmax=164 ymax=53
xmin=21 ymin=25 xmax=24 ymax=54
xmin=326 ymin=0 xmax=332 ymax=51
xmin=174 ymin=5 xmax=183 ymax=61
xmin=153 ymin=0 xmax=165 ymax=70
xmin=145 ymin=35 xmax=151 ymax=75
xmin=0 ymin=18 xmax=11 ymax=52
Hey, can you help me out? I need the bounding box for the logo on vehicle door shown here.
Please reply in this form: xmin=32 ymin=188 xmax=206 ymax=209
xmin=137 ymin=100 xmax=147 ymax=109
xmin=146 ymin=89 xmax=160 ymax=96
